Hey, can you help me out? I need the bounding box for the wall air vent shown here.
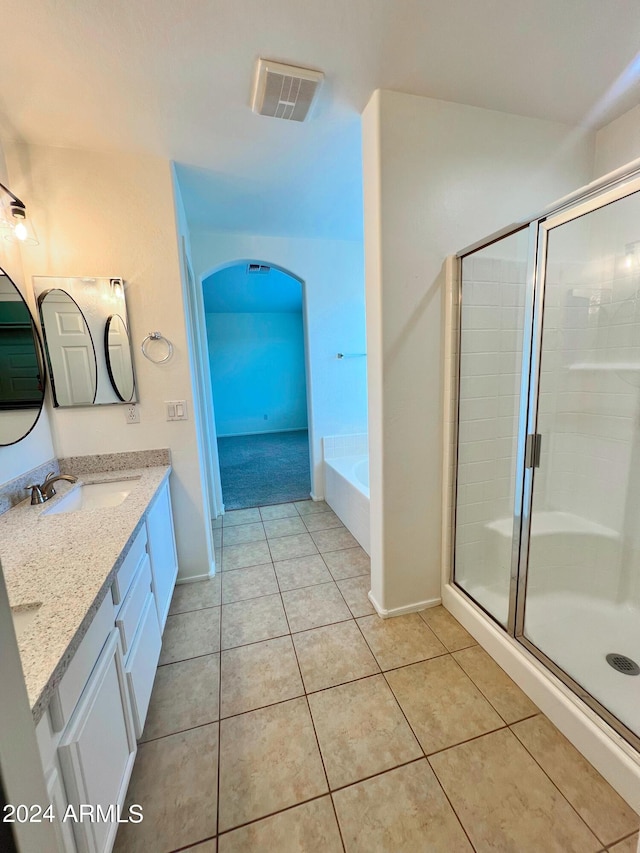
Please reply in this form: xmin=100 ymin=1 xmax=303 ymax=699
xmin=251 ymin=59 xmax=324 ymax=122
xmin=247 ymin=264 xmax=271 ymax=275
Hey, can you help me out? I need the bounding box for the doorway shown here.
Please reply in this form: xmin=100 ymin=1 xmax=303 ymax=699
xmin=202 ymin=262 xmax=311 ymax=509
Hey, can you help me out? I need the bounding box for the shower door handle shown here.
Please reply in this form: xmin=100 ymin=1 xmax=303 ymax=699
xmin=525 ymin=433 xmax=542 ymax=469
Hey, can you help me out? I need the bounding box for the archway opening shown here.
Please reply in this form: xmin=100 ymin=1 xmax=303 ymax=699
xmin=202 ymin=261 xmax=311 ymax=509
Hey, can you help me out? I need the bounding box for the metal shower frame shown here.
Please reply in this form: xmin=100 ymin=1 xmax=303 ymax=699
xmin=450 ymin=164 xmax=640 ymax=753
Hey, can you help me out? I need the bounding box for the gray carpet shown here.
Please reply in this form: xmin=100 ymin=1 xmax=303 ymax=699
xmin=217 ymin=430 xmax=311 ymax=509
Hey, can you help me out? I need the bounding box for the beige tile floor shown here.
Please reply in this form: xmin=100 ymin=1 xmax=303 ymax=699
xmin=114 ymin=500 xmax=640 ymax=853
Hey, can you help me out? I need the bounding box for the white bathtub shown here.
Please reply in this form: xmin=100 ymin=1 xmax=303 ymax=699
xmin=323 ymin=454 xmax=370 ymax=555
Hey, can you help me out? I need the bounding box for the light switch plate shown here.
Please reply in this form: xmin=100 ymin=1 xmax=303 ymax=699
xmin=166 ymin=400 xmax=188 ymax=421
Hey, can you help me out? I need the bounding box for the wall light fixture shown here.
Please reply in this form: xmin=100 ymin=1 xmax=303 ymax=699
xmin=0 ymin=181 xmax=39 ymax=245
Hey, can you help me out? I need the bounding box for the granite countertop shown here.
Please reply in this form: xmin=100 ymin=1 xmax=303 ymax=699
xmin=0 ymin=465 xmax=171 ymax=724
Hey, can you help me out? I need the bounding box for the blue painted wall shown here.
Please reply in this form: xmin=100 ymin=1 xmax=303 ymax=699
xmin=206 ymin=311 xmax=308 ymax=436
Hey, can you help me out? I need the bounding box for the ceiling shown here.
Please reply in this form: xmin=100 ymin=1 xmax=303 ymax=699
xmin=3 ymin=0 xmax=640 ymax=240
xmin=203 ymin=264 xmax=302 ymax=313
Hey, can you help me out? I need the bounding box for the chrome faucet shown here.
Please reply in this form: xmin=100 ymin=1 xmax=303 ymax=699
xmin=27 ymin=472 xmax=78 ymax=505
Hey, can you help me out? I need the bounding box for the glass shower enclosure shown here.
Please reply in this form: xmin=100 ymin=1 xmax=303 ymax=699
xmin=452 ymin=170 xmax=640 ymax=751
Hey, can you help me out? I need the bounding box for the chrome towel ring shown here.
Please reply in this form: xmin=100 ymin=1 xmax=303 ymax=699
xmin=141 ymin=331 xmax=174 ymax=364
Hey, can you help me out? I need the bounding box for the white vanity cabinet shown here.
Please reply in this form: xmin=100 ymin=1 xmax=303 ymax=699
xmin=58 ymin=629 xmax=137 ymax=853
xmin=145 ymin=480 xmax=178 ymax=631
xmin=34 ymin=473 xmax=179 ymax=853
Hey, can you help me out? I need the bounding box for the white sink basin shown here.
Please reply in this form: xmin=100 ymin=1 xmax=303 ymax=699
xmin=42 ymin=479 xmax=139 ymax=516
xmin=11 ymin=603 xmax=42 ymax=642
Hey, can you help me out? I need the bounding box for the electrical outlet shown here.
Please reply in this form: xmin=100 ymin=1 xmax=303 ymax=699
xmin=125 ymin=404 xmax=140 ymax=424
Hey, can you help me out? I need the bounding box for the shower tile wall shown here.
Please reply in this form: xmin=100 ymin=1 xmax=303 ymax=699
xmin=455 ymin=248 xmax=527 ymax=623
xmin=536 ymin=250 xmax=640 ymax=604
xmin=457 ymin=229 xmax=640 ymax=611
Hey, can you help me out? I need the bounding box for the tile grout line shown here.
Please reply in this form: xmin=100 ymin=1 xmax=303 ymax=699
xmin=509 ymin=724 xmax=617 ymax=849
xmin=150 ymin=505 xmax=344 ymax=848
xmin=421 ymin=627 xmax=624 ymax=846
xmin=168 ymin=602 xmax=221 ymax=618
xmin=182 ymin=518 xmax=518 ymax=846
xmin=445 ymin=648 xmax=516 ymax=727
xmin=606 ymin=829 xmax=640 ymax=848
xmin=169 ymin=833 xmax=217 ymax=853
xmin=139 ymin=717 xmax=222 ymax=747
xmin=275 ymin=558 xmax=347 ymax=848
xmin=220 ymin=561 xmax=277 ymax=606
xmin=215 ymin=793 xmax=337 ymax=843
xmin=284 ymin=589 xmax=348 ymax=852
xmin=430 ymin=629 xmax=633 ymax=848
xmin=268 ymin=549 xmax=346 ymax=852
xmin=350 ymin=616 xmax=479 ymax=852
xmin=159 ymin=552 xmax=638 ymax=850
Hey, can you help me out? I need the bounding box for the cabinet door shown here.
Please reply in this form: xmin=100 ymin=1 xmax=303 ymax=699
xmin=58 ymin=629 xmax=136 ymax=853
xmin=146 ymin=480 xmax=178 ymax=631
xmin=45 ymin=763 xmax=77 ymax=853
xmin=125 ymin=591 xmax=162 ymax=739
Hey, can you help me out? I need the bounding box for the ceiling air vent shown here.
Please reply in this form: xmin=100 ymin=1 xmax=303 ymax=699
xmin=251 ymin=59 xmax=324 ymax=122
xmin=247 ymin=264 xmax=271 ymax=275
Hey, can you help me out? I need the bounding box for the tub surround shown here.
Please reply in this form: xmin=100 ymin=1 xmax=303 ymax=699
xmin=323 ymin=434 xmax=370 ymax=555
xmin=324 ymin=456 xmax=370 ymax=555
xmin=0 ymin=462 xmax=171 ymax=723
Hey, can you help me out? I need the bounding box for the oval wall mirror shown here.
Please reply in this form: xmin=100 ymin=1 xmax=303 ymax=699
xmin=0 ymin=268 xmax=46 ymax=446
xmin=105 ymin=314 xmax=135 ymax=402
xmin=38 ymin=289 xmax=98 ymax=407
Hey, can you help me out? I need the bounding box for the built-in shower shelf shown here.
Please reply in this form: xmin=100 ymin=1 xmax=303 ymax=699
xmin=569 ymin=362 xmax=640 ymax=372
xmin=486 ymin=511 xmax=619 ymax=540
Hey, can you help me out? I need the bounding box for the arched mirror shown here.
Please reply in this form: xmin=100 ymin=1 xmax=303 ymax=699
xmin=38 ymin=289 xmax=97 ymax=407
xmin=33 ymin=276 xmax=137 ymax=406
xmin=0 ymin=268 xmax=46 ymax=446
xmin=105 ymin=314 xmax=135 ymax=402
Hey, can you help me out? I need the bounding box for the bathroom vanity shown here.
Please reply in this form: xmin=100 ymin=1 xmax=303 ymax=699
xmin=0 ymin=464 xmax=178 ymax=853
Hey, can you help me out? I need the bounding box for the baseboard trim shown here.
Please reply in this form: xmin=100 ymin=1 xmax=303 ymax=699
xmin=218 ymin=427 xmax=308 ymax=438
xmin=368 ymin=591 xmax=441 ymax=619
xmin=175 ymin=565 xmax=216 ymax=585
xmin=309 ymin=492 xmax=324 ymax=501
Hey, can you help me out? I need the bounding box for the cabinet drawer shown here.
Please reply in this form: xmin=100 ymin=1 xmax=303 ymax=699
xmin=126 ymin=592 xmax=162 ymax=739
xmin=116 ymin=555 xmax=152 ymax=658
xmin=111 ymin=524 xmax=148 ymax=607
xmin=57 ymin=592 xmax=114 ymax=727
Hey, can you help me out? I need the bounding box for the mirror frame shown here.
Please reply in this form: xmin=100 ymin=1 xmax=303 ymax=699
xmin=104 ymin=313 xmax=136 ymax=403
xmin=37 ymin=288 xmax=98 ymax=408
xmin=0 ymin=269 xmax=47 ymax=447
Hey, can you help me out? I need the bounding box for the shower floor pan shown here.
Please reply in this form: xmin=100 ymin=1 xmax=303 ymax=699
xmin=524 ymin=592 xmax=640 ymax=740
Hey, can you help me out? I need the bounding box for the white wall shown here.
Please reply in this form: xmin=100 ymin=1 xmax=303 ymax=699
xmin=0 ymin=142 xmax=55 ymax=485
xmin=191 ymin=231 xmax=368 ymax=498
xmin=594 ymin=104 xmax=640 ymax=179
xmin=206 ymin=312 xmax=308 ymax=436
xmin=363 ymin=89 xmax=595 ymax=615
xmin=5 ymin=143 xmax=214 ymax=580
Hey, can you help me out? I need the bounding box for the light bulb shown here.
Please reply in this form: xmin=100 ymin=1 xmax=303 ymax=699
xmin=14 ymin=221 xmax=28 ymax=241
